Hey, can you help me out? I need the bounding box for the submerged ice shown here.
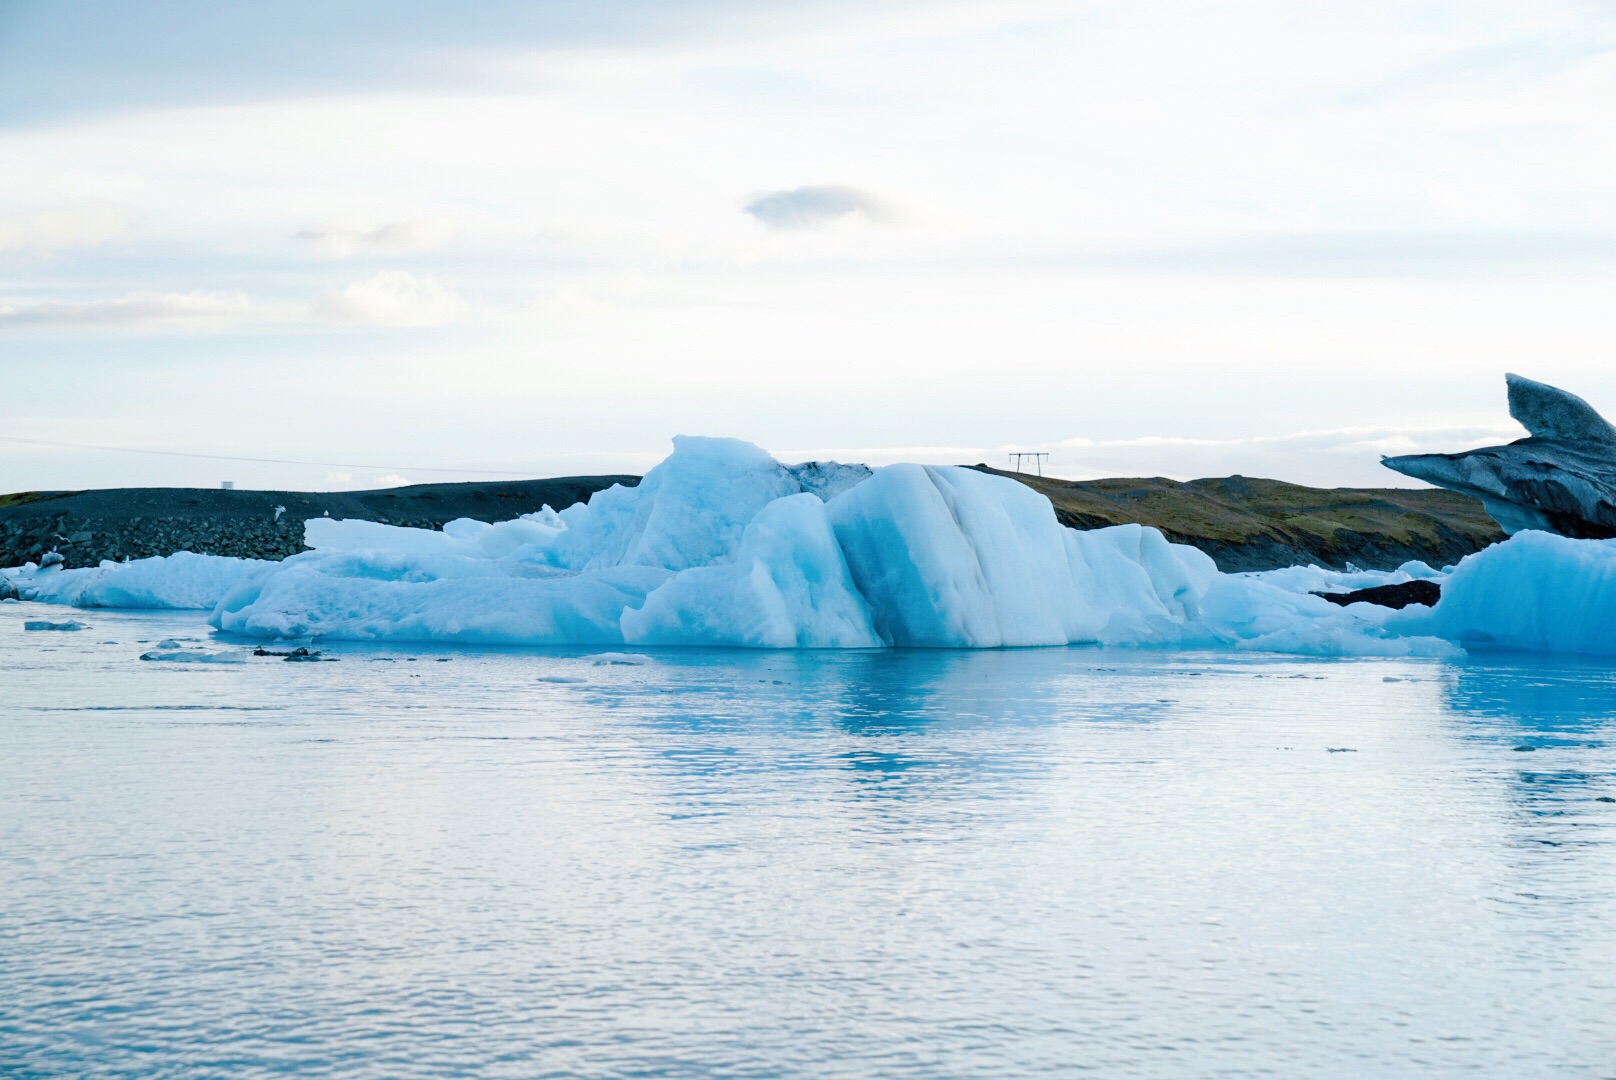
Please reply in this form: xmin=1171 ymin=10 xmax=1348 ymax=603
xmin=5 ymin=436 xmax=1613 ymax=656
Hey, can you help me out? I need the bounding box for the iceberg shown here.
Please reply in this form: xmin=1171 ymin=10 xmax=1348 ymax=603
xmin=212 ymin=440 xmax=1455 ymax=654
xmin=9 ymin=434 xmax=1614 ymax=657
xmin=1389 ymin=531 xmax=1616 ymax=655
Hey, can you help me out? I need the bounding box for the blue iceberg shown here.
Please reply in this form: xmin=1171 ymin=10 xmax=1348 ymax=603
xmin=8 ymin=435 xmax=1610 ymax=657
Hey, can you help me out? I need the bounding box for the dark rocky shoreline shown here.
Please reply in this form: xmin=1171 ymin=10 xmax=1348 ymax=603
xmin=0 ymin=476 xmax=636 ymax=570
xmin=3 ymin=469 xmax=1504 ymax=573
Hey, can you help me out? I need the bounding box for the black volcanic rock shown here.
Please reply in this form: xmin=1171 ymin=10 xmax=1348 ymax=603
xmin=1383 ymin=374 xmax=1616 ymax=539
xmin=0 ymin=475 xmax=637 ymax=570
xmin=1314 ymin=579 xmax=1442 ymax=610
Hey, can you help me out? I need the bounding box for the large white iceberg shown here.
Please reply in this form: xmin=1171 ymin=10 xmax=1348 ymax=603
xmin=10 ymin=434 xmax=1609 ymax=657
xmin=205 ymin=438 xmax=1449 ymax=654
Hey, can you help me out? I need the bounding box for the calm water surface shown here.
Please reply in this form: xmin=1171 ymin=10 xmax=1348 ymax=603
xmin=3 ymin=602 xmax=1615 ymax=1077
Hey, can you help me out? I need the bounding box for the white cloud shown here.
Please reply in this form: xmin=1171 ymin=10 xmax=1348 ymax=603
xmin=535 ymin=286 xmax=612 ymax=317
xmin=312 ymin=271 xmax=464 ymax=326
xmin=0 ymin=204 xmax=138 ymax=255
xmin=773 ymin=422 xmax=1531 ymax=488
xmin=292 ymin=217 xmax=456 ymax=257
xmin=0 ymin=290 xmax=257 ymax=329
xmin=1063 ymin=422 xmax=1525 ymax=449
xmin=1 ymin=274 xmax=467 ymax=330
xmin=1043 ymin=423 xmax=1530 ymax=481
xmin=743 ymin=185 xmax=901 ymax=230
xmin=321 ymin=471 xmax=412 ymax=490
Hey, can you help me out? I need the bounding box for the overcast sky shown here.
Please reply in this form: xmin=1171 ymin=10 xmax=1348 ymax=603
xmin=2 ymin=0 xmax=1613 ymax=492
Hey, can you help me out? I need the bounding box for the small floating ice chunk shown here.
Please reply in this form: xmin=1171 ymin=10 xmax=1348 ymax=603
xmin=140 ymin=647 xmax=246 ymax=664
xmin=537 ymin=674 xmax=587 ymax=684
xmin=24 ymin=620 xmax=88 ymax=631
xmin=587 ymin=652 xmax=652 ymax=666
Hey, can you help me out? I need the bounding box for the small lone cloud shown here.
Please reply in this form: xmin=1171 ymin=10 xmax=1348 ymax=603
xmin=293 ymin=217 xmax=455 ymax=257
xmin=0 ymin=203 xmax=138 ymax=255
xmin=312 ymin=271 xmax=464 ymax=327
xmin=743 ymin=185 xmax=900 ymax=230
xmin=0 ymin=290 xmax=255 ymax=329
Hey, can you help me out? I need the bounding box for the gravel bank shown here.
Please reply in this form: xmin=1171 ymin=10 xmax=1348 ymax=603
xmin=0 ymin=476 xmax=637 ymax=569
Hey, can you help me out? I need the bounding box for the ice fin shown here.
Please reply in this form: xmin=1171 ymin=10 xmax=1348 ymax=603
xmin=1506 ymin=373 xmax=1616 ymax=445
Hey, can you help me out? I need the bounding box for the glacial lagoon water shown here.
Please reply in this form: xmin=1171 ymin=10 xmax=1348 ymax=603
xmin=3 ymin=601 xmax=1616 ymax=1077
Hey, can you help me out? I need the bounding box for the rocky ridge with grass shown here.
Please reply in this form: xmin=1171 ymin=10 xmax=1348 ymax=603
xmin=974 ymin=467 xmax=1504 ymax=571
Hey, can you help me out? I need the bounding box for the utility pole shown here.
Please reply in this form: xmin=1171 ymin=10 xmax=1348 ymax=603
xmin=1007 ymin=452 xmax=1049 ymax=477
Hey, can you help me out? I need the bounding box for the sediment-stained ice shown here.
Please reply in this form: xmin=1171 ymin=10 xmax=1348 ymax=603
xmin=7 ymin=435 xmax=1610 ymax=656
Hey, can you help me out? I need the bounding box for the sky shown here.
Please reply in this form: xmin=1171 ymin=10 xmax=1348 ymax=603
xmin=1 ymin=0 xmax=1613 ymax=492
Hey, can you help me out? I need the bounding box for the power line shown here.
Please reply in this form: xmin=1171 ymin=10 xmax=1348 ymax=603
xmin=0 ymin=435 xmax=536 ymax=476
